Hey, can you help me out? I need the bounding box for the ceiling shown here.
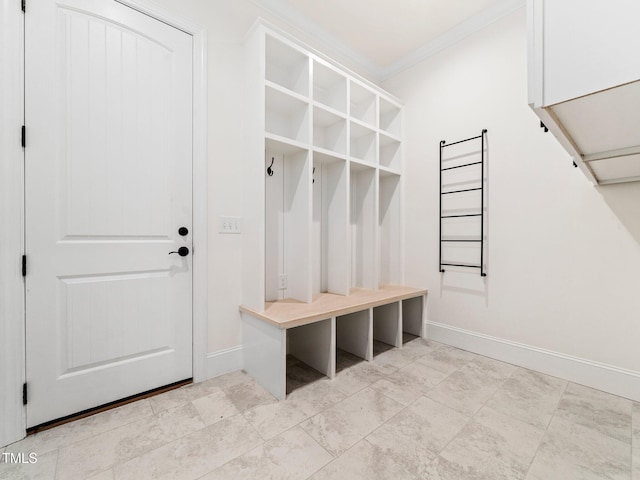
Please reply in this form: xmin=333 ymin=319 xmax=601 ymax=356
xmin=252 ymin=0 xmax=525 ymax=80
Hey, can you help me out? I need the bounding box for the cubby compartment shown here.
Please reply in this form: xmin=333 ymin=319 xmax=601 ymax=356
xmin=379 ymin=97 xmax=401 ymax=136
xmin=336 ymin=309 xmax=372 ymax=362
xmin=350 ymin=121 xmax=377 ymax=164
xmin=265 ymin=86 xmax=310 ymax=144
xmin=350 ymin=162 xmax=377 ymax=290
xmin=373 ymin=302 xmax=401 ymax=350
xmin=312 ymin=152 xmax=349 ymax=296
xmin=402 ymin=296 xmax=424 ymax=340
xmin=313 ymin=107 xmax=347 ymax=155
xmin=350 ymin=81 xmax=376 ymax=126
xmin=313 ymin=60 xmax=347 ymax=113
xmin=265 ymin=35 xmax=309 ymax=96
xmin=379 ymin=171 xmax=402 ymax=286
xmin=379 ymin=133 xmax=401 ymax=170
xmin=265 ymin=139 xmax=312 ymax=303
xmin=287 ymin=318 xmax=334 ymax=392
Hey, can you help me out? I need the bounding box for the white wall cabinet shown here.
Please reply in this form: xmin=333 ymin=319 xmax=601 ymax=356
xmin=243 ymin=20 xmax=405 ymax=311
xmin=528 ymin=0 xmax=640 ymax=185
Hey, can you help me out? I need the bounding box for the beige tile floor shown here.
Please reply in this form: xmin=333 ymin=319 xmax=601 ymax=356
xmin=2 ymin=338 xmax=639 ymax=480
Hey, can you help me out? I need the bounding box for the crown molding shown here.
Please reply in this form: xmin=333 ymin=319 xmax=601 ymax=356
xmin=251 ymin=0 xmax=525 ymax=82
xmin=378 ymin=0 xmax=526 ymax=80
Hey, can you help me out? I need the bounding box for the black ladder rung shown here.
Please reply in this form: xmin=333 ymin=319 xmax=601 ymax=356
xmin=441 ymin=239 xmax=481 ymax=243
xmin=441 ymin=161 xmax=482 ymax=172
xmin=441 ymin=263 xmax=482 ymax=268
xmin=441 ymin=214 xmax=482 ymax=219
xmin=441 ymin=187 xmax=482 ymax=195
xmin=440 ymin=135 xmax=483 ymax=148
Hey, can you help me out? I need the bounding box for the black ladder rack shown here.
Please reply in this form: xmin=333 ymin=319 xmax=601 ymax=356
xmin=439 ymin=129 xmax=487 ymax=276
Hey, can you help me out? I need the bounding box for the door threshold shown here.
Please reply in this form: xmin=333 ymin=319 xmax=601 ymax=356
xmin=26 ymin=378 xmax=193 ymax=435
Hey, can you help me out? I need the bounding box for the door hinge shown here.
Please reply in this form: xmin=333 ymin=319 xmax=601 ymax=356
xmin=21 ymin=125 xmax=26 ymax=148
xmin=21 ymin=0 xmax=25 ymax=13
xmin=22 ymin=255 xmax=27 ymax=276
xmin=23 ymin=383 xmax=28 ymax=405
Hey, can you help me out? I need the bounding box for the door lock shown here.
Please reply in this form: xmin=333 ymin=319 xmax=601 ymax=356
xmin=168 ymin=246 xmax=189 ymax=257
xmin=178 ymin=227 xmax=189 ymax=236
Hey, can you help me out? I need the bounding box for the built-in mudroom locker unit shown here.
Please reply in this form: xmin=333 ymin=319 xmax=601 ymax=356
xmin=239 ymin=21 xmax=427 ymax=400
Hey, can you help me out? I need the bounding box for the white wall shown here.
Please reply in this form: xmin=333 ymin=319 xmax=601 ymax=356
xmin=383 ymin=7 xmax=640 ymax=390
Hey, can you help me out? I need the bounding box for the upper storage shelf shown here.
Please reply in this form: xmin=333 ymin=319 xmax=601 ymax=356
xmin=242 ymin=20 xmax=405 ymax=312
xmin=313 ymin=60 xmax=347 ymax=114
xmin=528 ymin=0 xmax=640 ymax=185
xmin=266 ymin=35 xmax=309 ymax=97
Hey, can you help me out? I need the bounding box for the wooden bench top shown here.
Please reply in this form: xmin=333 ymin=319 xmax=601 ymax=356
xmin=239 ymin=285 xmax=428 ymax=329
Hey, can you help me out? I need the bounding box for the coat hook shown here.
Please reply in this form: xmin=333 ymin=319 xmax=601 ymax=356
xmin=267 ymin=157 xmax=274 ymax=176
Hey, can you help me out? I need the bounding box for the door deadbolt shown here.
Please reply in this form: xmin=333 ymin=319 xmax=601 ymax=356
xmin=178 ymin=227 xmax=189 ymax=236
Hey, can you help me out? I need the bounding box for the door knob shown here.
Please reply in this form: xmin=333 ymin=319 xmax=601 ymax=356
xmin=169 ymin=246 xmax=189 ymax=257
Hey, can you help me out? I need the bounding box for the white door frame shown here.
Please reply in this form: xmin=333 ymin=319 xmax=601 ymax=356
xmin=0 ymin=0 xmax=208 ymax=447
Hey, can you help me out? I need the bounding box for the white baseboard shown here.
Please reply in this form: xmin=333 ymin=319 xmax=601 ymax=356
xmin=205 ymin=346 xmax=243 ymax=380
xmin=426 ymin=321 xmax=640 ymax=402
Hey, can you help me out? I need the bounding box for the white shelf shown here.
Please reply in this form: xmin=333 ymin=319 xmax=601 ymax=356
xmin=350 ymin=121 xmax=377 ymax=165
xmin=313 ymin=60 xmax=347 ymax=114
xmin=378 ymin=165 xmax=401 ymax=177
xmin=379 ymin=97 xmax=402 ymax=137
xmin=350 ymin=81 xmax=377 ymax=127
xmin=313 ymin=146 xmax=347 ymax=162
xmin=379 ymin=132 xmax=401 ymax=170
xmin=265 ymin=133 xmax=308 ymax=155
xmin=313 ymin=106 xmax=347 ymax=155
xmin=265 ymin=35 xmax=309 ymax=97
xmin=265 ymin=85 xmax=309 ymax=144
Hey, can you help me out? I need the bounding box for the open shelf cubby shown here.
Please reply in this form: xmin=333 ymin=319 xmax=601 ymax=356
xmin=313 ymin=106 xmax=347 ymax=155
xmin=350 ymin=121 xmax=377 ymax=165
xmin=265 ymin=85 xmax=310 ymax=144
xmin=313 ymin=60 xmax=347 ymax=114
xmin=337 ymin=310 xmax=372 ymax=362
xmin=350 ymin=81 xmax=377 ymax=127
xmin=402 ymin=296 xmax=424 ymax=338
xmin=379 ymin=132 xmax=401 ymax=170
xmin=312 ymin=152 xmax=349 ymax=296
xmin=379 ymin=97 xmax=402 ymax=136
xmin=373 ymin=303 xmax=402 ymax=350
xmin=265 ymin=35 xmax=309 ymax=97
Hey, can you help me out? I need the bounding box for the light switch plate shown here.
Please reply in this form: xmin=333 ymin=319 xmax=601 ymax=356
xmin=219 ymin=216 xmax=242 ymax=234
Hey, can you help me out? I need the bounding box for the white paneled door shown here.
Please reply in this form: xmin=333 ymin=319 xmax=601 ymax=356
xmin=25 ymin=0 xmax=193 ymax=427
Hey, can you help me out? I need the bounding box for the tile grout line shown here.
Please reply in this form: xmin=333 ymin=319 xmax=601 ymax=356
xmin=522 ymin=378 xmax=571 ymax=479
xmin=420 ymin=358 xmax=518 ymax=475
